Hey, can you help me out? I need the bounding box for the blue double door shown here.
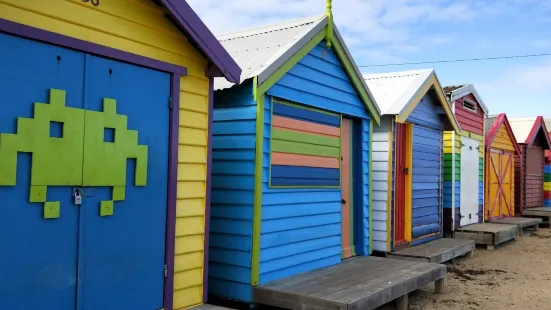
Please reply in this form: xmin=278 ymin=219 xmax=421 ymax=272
xmin=0 ymin=34 xmax=170 ymax=310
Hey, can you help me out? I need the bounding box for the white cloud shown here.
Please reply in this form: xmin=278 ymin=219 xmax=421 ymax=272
xmin=480 ymin=61 xmax=551 ymax=92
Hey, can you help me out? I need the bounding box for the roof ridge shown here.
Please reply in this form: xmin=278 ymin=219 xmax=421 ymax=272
xmin=217 ymin=14 xmax=325 ymax=41
xmin=363 ymin=68 xmax=434 ymax=80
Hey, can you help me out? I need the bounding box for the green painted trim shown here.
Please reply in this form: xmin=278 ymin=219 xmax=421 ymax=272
xmin=369 ymin=120 xmax=373 ymax=254
xmin=325 ymin=0 xmax=334 ymax=48
xmin=257 ymin=31 xmax=326 ymax=97
xmin=268 ymin=97 xmax=274 ymax=188
xmin=273 ymin=99 xmax=340 ymax=117
xmin=272 ymin=140 xmax=340 ymax=157
xmin=332 ymin=37 xmax=381 ymax=125
xmin=272 ymin=128 xmax=340 ymax=147
xmin=251 ymin=82 xmax=264 ymax=286
xmin=348 ymin=120 xmax=355 ymax=256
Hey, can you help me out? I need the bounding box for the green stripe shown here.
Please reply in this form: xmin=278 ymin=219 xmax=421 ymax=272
xmin=273 ymin=99 xmax=339 ymax=117
xmin=443 ymin=153 xmax=461 ymax=161
xmin=545 ymin=174 xmax=551 ymax=182
xmin=272 ymin=128 xmax=340 ymax=148
xmin=444 ymin=173 xmax=460 ymax=181
xmin=272 ymin=139 xmax=340 ymax=157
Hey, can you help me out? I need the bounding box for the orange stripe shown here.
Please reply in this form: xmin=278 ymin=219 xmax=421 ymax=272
xmin=341 ymin=119 xmax=351 ymax=258
xmin=271 ymin=152 xmax=340 ymax=168
xmin=272 ymin=116 xmax=340 ymax=138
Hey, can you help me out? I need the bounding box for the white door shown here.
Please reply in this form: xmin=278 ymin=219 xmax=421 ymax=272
xmin=460 ymin=137 xmax=480 ymax=226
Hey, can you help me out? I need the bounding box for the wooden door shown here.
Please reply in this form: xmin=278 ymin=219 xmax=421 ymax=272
xmin=486 ymin=149 xmax=514 ymax=220
xmin=525 ymin=146 xmax=544 ymax=208
xmin=341 ymin=118 xmax=354 ymax=258
xmin=394 ymin=123 xmax=408 ymax=246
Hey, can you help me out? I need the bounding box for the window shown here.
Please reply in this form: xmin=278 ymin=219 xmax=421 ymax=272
xmin=463 ymin=99 xmax=477 ymax=113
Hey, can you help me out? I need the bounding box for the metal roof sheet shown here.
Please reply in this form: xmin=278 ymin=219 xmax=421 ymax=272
xmin=362 ymin=69 xmax=434 ymax=115
xmin=509 ymin=117 xmax=538 ymax=144
xmin=214 ymin=15 xmax=326 ymax=90
xmin=545 ymin=118 xmax=551 ymax=132
xmin=485 ymin=115 xmax=498 ymax=137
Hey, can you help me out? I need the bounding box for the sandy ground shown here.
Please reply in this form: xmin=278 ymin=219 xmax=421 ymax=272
xmin=381 ymin=227 xmax=551 ymax=310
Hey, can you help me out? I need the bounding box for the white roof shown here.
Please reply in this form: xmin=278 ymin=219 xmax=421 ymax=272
xmin=444 ymin=84 xmax=489 ymax=115
xmin=509 ymin=117 xmax=538 ymax=144
xmin=362 ymin=69 xmax=434 ymax=115
xmin=214 ymin=15 xmax=327 ymax=90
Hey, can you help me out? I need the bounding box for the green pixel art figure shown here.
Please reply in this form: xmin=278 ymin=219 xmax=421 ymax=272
xmin=0 ymin=89 xmax=148 ymax=218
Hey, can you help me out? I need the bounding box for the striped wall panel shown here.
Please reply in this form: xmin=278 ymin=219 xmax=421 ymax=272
xmin=545 ymin=164 xmax=551 ymax=207
xmin=270 ymin=100 xmax=341 ymax=187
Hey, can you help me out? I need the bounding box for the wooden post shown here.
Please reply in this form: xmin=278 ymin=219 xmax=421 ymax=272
xmin=435 ymin=278 xmax=445 ymax=294
xmin=486 ymin=244 xmax=495 ymax=251
xmin=469 ymin=248 xmax=475 ymax=258
xmin=396 ymin=294 xmax=408 ymax=310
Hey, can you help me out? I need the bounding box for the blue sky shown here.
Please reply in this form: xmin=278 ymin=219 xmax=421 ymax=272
xmin=188 ymin=0 xmax=551 ymax=117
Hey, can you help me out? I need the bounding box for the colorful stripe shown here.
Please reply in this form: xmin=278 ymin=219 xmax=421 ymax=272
xmin=545 ymin=163 xmax=551 ymax=207
xmin=270 ymin=100 xmax=341 ymax=188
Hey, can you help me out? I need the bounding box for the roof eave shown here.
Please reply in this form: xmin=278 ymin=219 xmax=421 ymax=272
xmin=161 ymin=0 xmax=241 ymax=83
xmin=397 ymin=71 xmax=461 ymax=134
xmin=449 ymin=84 xmax=489 ymax=115
xmin=487 ymin=114 xmax=522 ymax=154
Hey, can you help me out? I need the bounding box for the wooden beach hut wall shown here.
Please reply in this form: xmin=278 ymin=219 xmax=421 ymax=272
xmin=442 ymin=85 xmax=489 ymax=233
xmin=209 ymin=9 xmax=381 ymax=302
xmin=509 ymin=117 xmax=551 ymax=213
xmin=364 ymin=69 xmax=461 ymax=252
xmin=545 ymin=119 xmax=551 ymax=207
xmin=483 ymin=114 xmax=521 ymax=220
xmin=0 ymin=2 xmax=241 ymax=310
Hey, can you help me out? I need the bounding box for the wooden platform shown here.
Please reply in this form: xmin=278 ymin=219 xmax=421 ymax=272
xmin=455 ymin=223 xmax=518 ymax=250
xmin=490 ymin=217 xmax=542 ymax=236
xmin=522 ymin=207 xmax=551 ymax=226
xmin=253 ymin=256 xmax=446 ymax=310
xmin=189 ymin=304 xmax=233 ymax=310
xmin=388 ymin=238 xmax=475 ymax=264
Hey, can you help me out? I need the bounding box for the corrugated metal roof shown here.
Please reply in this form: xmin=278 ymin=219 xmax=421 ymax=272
xmin=443 ymin=85 xmax=464 ymax=94
xmin=363 ymin=69 xmax=434 ymax=115
xmin=485 ymin=115 xmax=498 ymax=137
xmin=214 ymin=15 xmax=326 ymax=90
xmin=509 ymin=117 xmax=538 ymax=144
xmin=545 ymin=118 xmax=551 ymax=132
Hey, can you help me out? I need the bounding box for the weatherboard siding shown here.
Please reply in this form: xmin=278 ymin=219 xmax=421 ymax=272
xmin=453 ymin=94 xmax=484 ymax=135
xmin=260 ymin=41 xmax=371 ymax=284
xmin=407 ymin=92 xmax=444 ymax=244
xmin=0 ymin=1 xmax=214 ymax=308
xmin=210 ymin=82 xmax=256 ymax=302
xmin=372 ymin=117 xmax=392 ymax=252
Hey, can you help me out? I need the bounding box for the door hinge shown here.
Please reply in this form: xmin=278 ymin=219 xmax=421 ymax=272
xmin=168 ymin=97 xmax=173 ymax=110
xmin=164 ymin=264 xmax=168 ymax=278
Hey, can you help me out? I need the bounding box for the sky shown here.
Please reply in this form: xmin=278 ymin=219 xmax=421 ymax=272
xmin=188 ymin=0 xmax=551 ymax=118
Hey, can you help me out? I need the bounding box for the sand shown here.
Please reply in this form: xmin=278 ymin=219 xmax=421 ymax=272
xmin=380 ymin=228 xmax=551 ymax=310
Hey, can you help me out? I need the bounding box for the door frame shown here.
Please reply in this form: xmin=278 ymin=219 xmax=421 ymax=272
xmin=392 ymin=121 xmax=413 ymax=249
xmin=0 ymin=18 xmax=191 ymax=310
xmin=459 ymin=137 xmax=480 ymax=226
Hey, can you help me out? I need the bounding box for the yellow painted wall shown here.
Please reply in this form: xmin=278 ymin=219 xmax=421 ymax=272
xmin=490 ymin=123 xmax=516 ymax=152
xmin=0 ymin=0 xmax=209 ymax=308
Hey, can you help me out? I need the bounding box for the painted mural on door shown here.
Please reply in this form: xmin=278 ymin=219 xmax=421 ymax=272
xmin=341 ymin=118 xmax=355 ymax=258
xmin=486 ymin=150 xmax=514 ymax=220
xmin=0 ymin=34 xmax=169 ymax=310
xmin=460 ymin=137 xmax=480 ymax=225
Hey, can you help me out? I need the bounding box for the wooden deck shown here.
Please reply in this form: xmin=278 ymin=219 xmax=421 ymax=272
xmin=455 ymin=223 xmax=518 ymax=250
xmin=490 ymin=217 xmax=542 ymax=236
xmin=253 ymin=256 xmax=446 ymax=310
xmin=523 ymin=207 xmax=551 ymax=226
xmin=388 ymin=238 xmax=475 ymax=264
xmin=189 ymin=304 xmax=233 ymax=310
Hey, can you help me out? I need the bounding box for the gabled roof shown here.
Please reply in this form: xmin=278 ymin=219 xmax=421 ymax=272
xmin=444 ymin=84 xmax=489 ymax=115
xmin=160 ymin=0 xmax=241 ymax=83
xmin=485 ymin=113 xmax=521 ymax=154
xmin=212 ymin=14 xmax=381 ymax=124
xmin=485 ymin=115 xmax=498 ymax=136
xmin=509 ymin=116 xmax=551 ymax=148
xmin=363 ymin=69 xmax=461 ymax=133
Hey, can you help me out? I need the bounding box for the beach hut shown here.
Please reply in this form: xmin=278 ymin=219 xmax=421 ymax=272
xmin=483 ymin=114 xmax=521 ymax=220
xmin=545 ymin=119 xmax=551 ymax=207
xmin=363 ymin=69 xmax=461 ymax=252
xmin=442 ymin=85 xmax=488 ymax=233
xmin=209 ymin=8 xmax=381 ymax=303
xmin=509 ymin=117 xmax=551 ymax=213
xmin=0 ymin=2 xmax=240 ymax=310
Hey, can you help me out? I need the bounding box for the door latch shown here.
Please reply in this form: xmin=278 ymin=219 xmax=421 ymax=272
xmin=73 ymin=188 xmax=82 ymax=205
xmin=341 ymin=199 xmax=347 ymax=204
xmin=403 ymin=167 xmax=409 ymax=175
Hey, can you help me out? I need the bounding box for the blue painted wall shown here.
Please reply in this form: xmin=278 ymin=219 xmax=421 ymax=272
xmin=260 ymin=42 xmax=371 ymax=285
xmin=209 ymin=80 xmax=256 ymax=302
xmin=407 ymin=92 xmax=444 ymax=245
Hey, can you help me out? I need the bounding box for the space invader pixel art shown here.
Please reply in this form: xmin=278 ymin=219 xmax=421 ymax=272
xmin=0 ymin=89 xmax=148 ymax=218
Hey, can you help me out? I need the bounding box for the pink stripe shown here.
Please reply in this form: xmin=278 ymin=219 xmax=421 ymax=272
xmin=271 ymin=152 xmax=340 ymax=169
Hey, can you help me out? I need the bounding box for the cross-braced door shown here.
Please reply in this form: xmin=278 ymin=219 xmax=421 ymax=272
xmin=486 ymin=149 xmax=514 ymax=220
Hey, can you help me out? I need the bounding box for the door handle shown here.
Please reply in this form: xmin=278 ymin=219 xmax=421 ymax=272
xmin=403 ymin=167 xmax=409 ymax=175
xmin=342 ymin=199 xmax=347 ymax=204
